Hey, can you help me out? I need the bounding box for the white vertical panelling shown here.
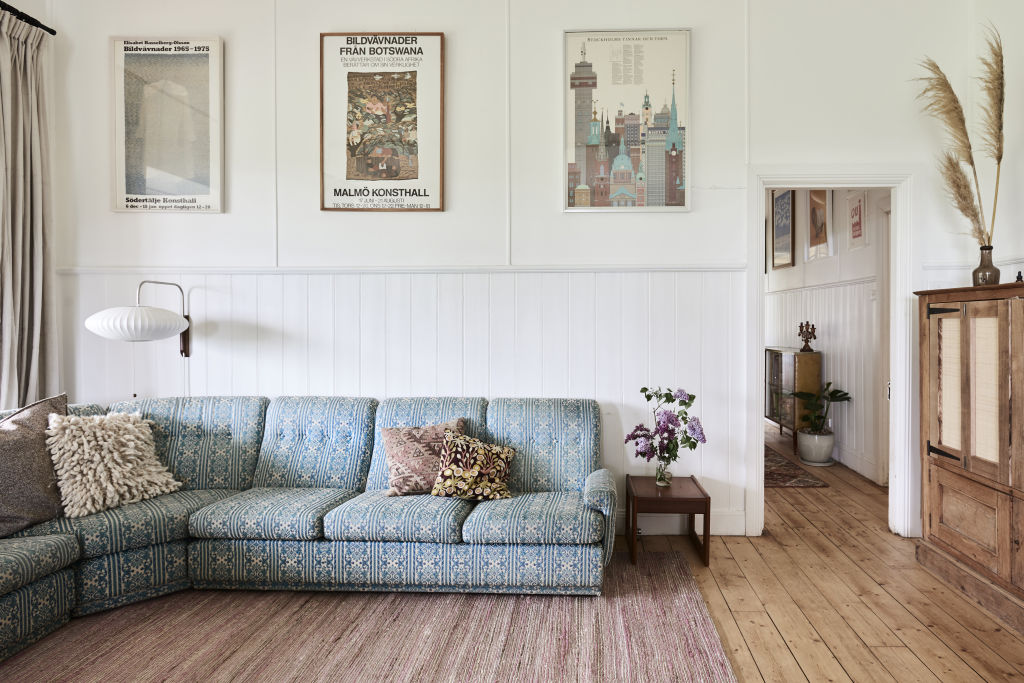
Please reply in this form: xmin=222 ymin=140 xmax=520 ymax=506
xmin=765 ymin=279 xmax=883 ymax=483
xmin=541 ymin=273 xmax=570 ymax=398
xmin=306 ymin=275 xmax=334 ymax=395
xmin=436 ymin=274 xmax=464 ymax=396
xmin=514 ymin=274 xmax=543 ymax=396
xmin=488 ymin=274 xmax=516 ymax=397
xmin=60 ymin=269 xmax=751 ymax=534
xmin=204 ymin=274 xmax=233 ymax=395
xmin=461 ymin=274 xmax=489 ymax=397
xmin=282 ymin=275 xmax=309 ymax=396
xmin=359 ymin=275 xmax=387 ymax=398
xmin=409 ymin=274 xmax=439 ymax=396
xmin=229 ymin=275 xmax=259 ymax=395
xmin=385 ymin=274 xmax=412 ymax=397
xmin=332 ymin=275 xmax=361 ymax=395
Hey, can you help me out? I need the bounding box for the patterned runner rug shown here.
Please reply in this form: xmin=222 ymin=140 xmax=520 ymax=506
xmin=765 ymin=445 xmax=828 ymax=488
xmin=1 ymin=552 xmax=736 ymax=682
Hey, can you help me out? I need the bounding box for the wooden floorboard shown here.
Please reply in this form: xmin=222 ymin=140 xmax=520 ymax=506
xmin=669 ymin=425 xmax=1024 ymax=682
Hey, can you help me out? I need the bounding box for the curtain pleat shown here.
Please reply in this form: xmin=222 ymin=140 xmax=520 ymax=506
xmin=0 ymin=12 xmax=58 ymax=410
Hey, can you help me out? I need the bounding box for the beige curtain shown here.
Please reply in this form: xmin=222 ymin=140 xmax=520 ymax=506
xmin=0 ymin=12 xmax=58 ymax=410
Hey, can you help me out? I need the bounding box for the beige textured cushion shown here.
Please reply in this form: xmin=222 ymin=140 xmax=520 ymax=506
xmin=0 ymin=394 xmax=68 ymax=537
xmin=381 ymin=418 xmax=466 ymax=496
xmin=46 ymin=412 xmax=182 ymax=518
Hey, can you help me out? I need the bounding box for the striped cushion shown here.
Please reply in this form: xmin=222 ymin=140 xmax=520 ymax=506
xmin=366 ymin=397 xmax=488 ymax=490
xmin=108 ymin=396 xmax=270 ymax=490
xmin=75 ymin=541 xmax=189 ymax=615
xmin=323 ymin=491 xmax=475 ymax=544
xmin=462 ymin=492 xmax=603 ymax=545
xmin=0 ymin=567 xmax=75 ymax=660
xmin=486 ymin=398 xmax=600 ymax=493
xmin=13 ymin=490 xmax=238 ymax=558
xmin=189 ymin=488 xmax=358 ymax=540
xmin=253 ymin=397 xmax=377 ymax=489
xmin=0 ymin=535 xmax=79 ymax=595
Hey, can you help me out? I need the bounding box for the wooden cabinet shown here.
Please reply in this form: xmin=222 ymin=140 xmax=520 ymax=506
xmin=764 ymin=347 xmax=821 ymax=450
xmin=917 ymin=283 xmax=1024 ymax=622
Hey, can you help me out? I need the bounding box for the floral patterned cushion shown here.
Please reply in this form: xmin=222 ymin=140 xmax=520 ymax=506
xmin=382 ymin=419 xmax=465 ymax=496
xmin=323 ymin=490 xmax=475 ymax=543
xmin=430 ymin=430 xmax=514 ymax=501
xmin=462 ymin=492 xmax=603 ymax=545
xmin=0 ymin=535 xmax=79 ymax=595
xmin=189 ymin=488 xmax=358 ymax=540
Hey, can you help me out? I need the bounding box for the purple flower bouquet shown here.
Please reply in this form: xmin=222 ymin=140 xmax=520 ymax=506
xmin=625 ymin=386 xmax=706 ymax=486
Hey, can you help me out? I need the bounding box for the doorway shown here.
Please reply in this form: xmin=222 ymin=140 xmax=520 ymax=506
xmin=746 ymin=170 xmax=916 ymax=538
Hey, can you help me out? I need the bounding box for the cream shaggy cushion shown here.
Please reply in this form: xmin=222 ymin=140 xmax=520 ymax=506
xmin=46 ymin=412 xmax=182 ymax=518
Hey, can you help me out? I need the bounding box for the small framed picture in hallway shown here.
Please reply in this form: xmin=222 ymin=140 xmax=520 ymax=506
xmin=772 ymin=189 xmax=795 ymax=269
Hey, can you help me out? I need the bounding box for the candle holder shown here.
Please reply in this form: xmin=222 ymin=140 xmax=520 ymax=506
xmin=798 ymin=321 xmax=816 ymax=352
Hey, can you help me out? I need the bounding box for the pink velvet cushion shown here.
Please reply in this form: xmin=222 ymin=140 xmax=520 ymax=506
xmin=381 ymin=418 xmax=466 ymax=496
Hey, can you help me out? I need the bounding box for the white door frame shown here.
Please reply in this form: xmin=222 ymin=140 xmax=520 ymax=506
xmin=746 ymin=167 xmax=918 ymax=537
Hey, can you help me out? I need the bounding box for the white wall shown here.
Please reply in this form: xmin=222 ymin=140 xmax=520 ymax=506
xmin=765 ymin=189 xmax=889 ymax=483
xmin=37 ymin=0 xmax=1024 ymax=535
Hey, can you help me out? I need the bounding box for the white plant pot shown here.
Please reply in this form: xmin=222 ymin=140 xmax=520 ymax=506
xmin=796 ymin=430 xmax=835 ymax=467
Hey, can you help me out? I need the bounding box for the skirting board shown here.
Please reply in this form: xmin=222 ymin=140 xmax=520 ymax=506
xmin=917 ymin=542 xmax=1024 ymax=634
xmin=615 ymin=510 xmax=744 ymax=537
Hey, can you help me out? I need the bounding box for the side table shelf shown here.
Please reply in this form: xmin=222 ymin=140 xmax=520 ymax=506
xmin=625 ymin=474 xmax=710 ymax=566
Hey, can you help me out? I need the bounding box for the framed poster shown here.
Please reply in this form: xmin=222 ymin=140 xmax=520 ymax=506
xmin=772 ymin=190 xmax=795 ymax=269
xmin=321 ymin=32 xmax=444 ymax=211
xmin=848 ymin=191 xmax=867 ymax=249
xmin=564 ymin=29 xmax=691 ymax=212
xmin=112 ymin=38 xmax=223 ymax=212
xmin=805 ymin=189 xmax=833 ymax=261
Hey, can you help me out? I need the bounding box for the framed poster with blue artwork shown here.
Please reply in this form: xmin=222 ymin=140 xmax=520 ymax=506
xmin=772 ymin=190 xmax=795 ymax=269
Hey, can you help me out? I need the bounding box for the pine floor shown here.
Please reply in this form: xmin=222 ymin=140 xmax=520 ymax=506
xmin=619 ymin=427 xmax=1024 ymax=682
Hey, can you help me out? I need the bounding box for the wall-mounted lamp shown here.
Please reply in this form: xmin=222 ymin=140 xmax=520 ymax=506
xmin=84 ymin=280 xmax=191 ymax=357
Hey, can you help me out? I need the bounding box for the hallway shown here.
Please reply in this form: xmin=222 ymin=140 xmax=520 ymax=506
xmin=664 ymin=428 xmax=1024 ymax=681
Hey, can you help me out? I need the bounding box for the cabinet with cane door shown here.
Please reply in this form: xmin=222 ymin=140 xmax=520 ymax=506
xmin=917 ymin=283 xmax=1024 ymax=624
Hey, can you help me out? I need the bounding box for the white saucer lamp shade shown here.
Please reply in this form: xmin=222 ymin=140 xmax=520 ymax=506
xmin=83 ymin=280 xmax=192 ymax=357
xmin=85 ymin=306 xmax=188 ymax=342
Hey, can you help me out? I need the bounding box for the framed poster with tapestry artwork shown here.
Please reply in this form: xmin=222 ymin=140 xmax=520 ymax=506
xmin=772 ymin=190 xmax=795 ymax=269
xmin=320 ymin=32 xmax=444 ymax=211
xmin=564 ymin=29 xmax=690 ymax=212
xmin=112 ymin=38 xmax=223 ymax=212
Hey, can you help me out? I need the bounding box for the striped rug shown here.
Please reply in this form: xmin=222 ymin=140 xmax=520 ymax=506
xmin=1 ymin=552 xmax=735 ymax=682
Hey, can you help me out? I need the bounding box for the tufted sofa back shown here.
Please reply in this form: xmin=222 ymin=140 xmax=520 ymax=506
xmin=486 ymin=398 xmax=601 ymax=493
xmin=253 ymin=396 xmax=377 ymax=489
xmin=365 ymin=397 xmax=488 ymax=491
xmin=108 ymin=396 xmax=269 ymax=490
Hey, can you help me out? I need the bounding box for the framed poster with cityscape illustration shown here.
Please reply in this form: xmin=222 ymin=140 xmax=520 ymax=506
xmin=564 ymin=29 xmax=690 ymax=212
xmin=112 ymin=38 xmax=223 ymax=212
xmin=772 ymin=190 xmax=795 ymax=269
xmin=320 ymin=32 xmax=444 ymax=211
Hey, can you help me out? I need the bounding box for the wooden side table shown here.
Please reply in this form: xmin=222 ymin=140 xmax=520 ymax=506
xmin=626 ymin=474 xmax=710 ymax=566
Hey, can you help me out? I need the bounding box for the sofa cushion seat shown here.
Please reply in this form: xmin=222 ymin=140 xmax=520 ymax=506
xmin=0 ymin=534 xmax=79 ymax=595
xmin=462 ymin=491 xmax=603 ymax=545
xmin=323 ymin=490 xmax=475 ymax=544
xmin=190 ymin=488 xmax=358 ymax=540
xmin=12 ymin=489 xmax=239 ymax=559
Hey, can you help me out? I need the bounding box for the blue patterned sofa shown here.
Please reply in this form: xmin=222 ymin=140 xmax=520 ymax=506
xmin=1 ymin=395 xmax=615 ymax=660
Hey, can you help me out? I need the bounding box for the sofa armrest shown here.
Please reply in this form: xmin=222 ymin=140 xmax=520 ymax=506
xmin=584 ymin=469 xmax=617 ymax=566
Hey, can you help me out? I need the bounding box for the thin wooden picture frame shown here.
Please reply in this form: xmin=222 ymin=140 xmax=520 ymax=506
xmin=772 ymin=189 xmax=795 ymax=269
xmin=805 ymin=189 xmax=833 ymax=261
xmin=320 ymin=32 xmax=444 ymax=211
xmin=848 ymin=190 xmax=868 ymax=250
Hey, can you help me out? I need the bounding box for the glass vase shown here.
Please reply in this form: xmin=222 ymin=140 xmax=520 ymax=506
xmin=655 ymin=460 xmax=672 ymax=487
xmin=972 ymin=245 xmax=1000 ymax=286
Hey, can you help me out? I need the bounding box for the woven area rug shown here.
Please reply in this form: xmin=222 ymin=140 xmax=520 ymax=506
xmin=765 ymin=446 xmax=828 ymax=488
xmin=0 ymin=552 xmax=735 ymax=682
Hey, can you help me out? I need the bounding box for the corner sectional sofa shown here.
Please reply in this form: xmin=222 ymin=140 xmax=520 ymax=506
xmin=0 ymin=395 xmax=615 ymax=660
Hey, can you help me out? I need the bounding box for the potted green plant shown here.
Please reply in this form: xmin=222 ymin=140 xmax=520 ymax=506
xmin=789 ymin=382 xmax=851 ymax=466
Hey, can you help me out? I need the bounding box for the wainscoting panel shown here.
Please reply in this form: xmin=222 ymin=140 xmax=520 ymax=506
xmin=59 ymin=269 xmax=749 ymax=534
xmin=765 ymin=278 xmax=883 ymax=482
